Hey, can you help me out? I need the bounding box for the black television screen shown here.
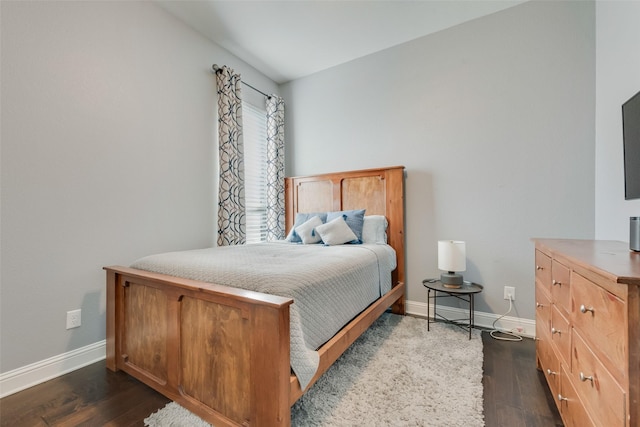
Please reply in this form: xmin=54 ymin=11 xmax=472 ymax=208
xmin=623 ymin=90 xmax=640 ymax=200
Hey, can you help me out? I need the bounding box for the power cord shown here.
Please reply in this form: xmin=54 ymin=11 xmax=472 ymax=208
xmin=490 ymin=294 xmax=523 ymax=342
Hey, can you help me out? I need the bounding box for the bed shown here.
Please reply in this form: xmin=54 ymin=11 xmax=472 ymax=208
xmin=105 ymin=166 xmax=406 ymax=427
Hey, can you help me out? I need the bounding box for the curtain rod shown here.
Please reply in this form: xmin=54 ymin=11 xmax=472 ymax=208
xmin=211 ymin=64 xmax=270 ymax=99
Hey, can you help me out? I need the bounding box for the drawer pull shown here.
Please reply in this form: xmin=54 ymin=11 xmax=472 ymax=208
xmin=536 ymin=265 xmax=544 ymax=270
xmin=579 ymin=372 xmax=594 ymax=383
xmin=579 ymin=304 xmax=594 ymax=314
xmin=557 ymin=394 xmax=568 ymax=402
xmin=546 ymin=368 xmax=557 ymax=376
xmin=536 ymin=302 xmax=545 ymax=308
xmin=551 ymin=327 xmax=562 ymax=335
xmin=552 ymin=279 xmax=561 ymax=286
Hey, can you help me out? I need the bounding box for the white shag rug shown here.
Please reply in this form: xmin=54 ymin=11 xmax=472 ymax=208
xmin=145 ymin=314 xmax=484 ymax=427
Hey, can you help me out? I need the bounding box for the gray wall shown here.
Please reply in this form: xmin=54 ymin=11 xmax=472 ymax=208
xmin=281 ymin=1 xmax=596 ymax=320
xmin=595 ymin=1 xmax=640 ymax=240
xmin=0 ymin=1 xmax=278 ymax=372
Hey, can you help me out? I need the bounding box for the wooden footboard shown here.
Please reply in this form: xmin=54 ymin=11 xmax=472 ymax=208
xmin=106 ymin=266 xmax=293 ymax=426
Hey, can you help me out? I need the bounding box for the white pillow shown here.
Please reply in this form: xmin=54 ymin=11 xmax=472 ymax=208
xmin=295 ymin=216 xmax=324 ymax=244
xmin=362 ymin=215 xmax=388 ymax=244
xmin=316 ymin=216 xmax=358 ymax=246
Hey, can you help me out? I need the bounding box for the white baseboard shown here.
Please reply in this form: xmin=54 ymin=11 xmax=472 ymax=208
xmin=0 ymin=340 xmax=106 ymax=398
xmin=405 ymin=299 xmax=536 ymax=338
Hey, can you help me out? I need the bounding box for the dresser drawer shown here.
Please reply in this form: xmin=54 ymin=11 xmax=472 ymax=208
xmin=571 ymin=272 xmax=627 ymax=381
xmin=559 ymin=365 xmax=596 ymax=427
xmin=535 ymin=250 xmax=552 ymax=292
xmin=572 ymin=330 xmax=626 ymax=427
xmin=537 ymin=332 xmax=560 ymax=398
xmin=535 ymin=281 xmax=551 ymax=336
xmin=552 ymin=259 xmax=571 ymax=317
xmin=551 ymin=305 xmax=571 ymax=367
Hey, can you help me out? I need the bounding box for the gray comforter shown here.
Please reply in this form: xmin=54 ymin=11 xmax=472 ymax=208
xmin=130 ymin=242 xmax=396 ymax=390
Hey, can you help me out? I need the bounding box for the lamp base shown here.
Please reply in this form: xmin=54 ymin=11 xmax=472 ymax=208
xmin=441 ymin=272 xmax=463 ymax=289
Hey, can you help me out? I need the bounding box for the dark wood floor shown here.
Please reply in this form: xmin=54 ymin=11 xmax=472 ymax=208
xmin=0 ymin=332 xmax=562 ymax=426
xmin=0 ymin=362 xmax=170 ymax=427
xmin=482 ymin=332 xmax=563 ymax=426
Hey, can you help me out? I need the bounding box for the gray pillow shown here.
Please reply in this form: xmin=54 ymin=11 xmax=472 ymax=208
xmin=362 ymin=215 xmax=388 ymax=244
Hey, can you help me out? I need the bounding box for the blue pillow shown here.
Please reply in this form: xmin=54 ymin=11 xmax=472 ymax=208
xmin=285 ymin=212 xmax=328 ymax=243
xmin=325 ymin=209 xmax=366 ymax=244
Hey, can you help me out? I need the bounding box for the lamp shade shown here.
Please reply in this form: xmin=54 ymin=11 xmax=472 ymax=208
xmin=438 ymin=240 xmax=466 ymax=272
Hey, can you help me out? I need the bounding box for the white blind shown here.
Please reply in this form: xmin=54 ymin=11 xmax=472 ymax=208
xmin=243 ymin=102 xmax=268 ymax=244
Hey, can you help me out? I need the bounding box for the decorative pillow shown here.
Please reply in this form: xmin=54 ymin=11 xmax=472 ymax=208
xmin=325 ymin=209 xmax=366 ymax=244
xmin=295 ymin=216 xmax=323 ymax=244
xmin=316 ymin=216 xmax=358 ymax=246
xmin=285 ymin=212 xmax=328 ymax=243
xmin=362 ymin=215 xmax=388 ymax=244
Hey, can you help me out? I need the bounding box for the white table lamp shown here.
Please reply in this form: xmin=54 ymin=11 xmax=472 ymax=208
xmin=438 ymin=240 xmax=466 ymax=288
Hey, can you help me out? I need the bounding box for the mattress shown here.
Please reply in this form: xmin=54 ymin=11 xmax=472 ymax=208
xmin=130 ymin=242 xmax=396 ymax=390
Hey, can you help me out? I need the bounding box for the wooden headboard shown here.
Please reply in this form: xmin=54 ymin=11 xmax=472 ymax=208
xmin=284 ymin=166 xmax=405 ymax=291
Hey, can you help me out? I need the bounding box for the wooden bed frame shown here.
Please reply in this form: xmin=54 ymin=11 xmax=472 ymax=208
xmin=105 ymin=166 xmax=405 ymax=427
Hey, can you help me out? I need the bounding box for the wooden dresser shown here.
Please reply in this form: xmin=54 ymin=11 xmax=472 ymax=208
xmin=533 ymin=239 xmax=640 ymax=427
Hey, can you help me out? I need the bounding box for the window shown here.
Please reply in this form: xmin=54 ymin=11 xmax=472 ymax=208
xmin=243 ymin=101 xmax=268 ymax=243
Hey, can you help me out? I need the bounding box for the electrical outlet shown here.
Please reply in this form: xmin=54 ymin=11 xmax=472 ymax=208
xmin=504 ymin=286 xmax=516 ymax=301
xmin=66 ymin=309 xmax=81 ymax=329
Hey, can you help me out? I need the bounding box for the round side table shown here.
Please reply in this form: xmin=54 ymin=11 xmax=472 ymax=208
xmin=422 ymin=278 xmax=483 ymax=339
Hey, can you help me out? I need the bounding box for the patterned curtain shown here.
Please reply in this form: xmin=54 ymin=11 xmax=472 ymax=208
xmin=215 ymin=65 xmax=246 ymax=246
xmin=265 ymin=95 xmax=286 ymax=241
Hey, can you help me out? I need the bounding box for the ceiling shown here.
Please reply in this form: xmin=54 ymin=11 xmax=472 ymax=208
xmin=157 ymin=0 xmax=525 ymax=84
